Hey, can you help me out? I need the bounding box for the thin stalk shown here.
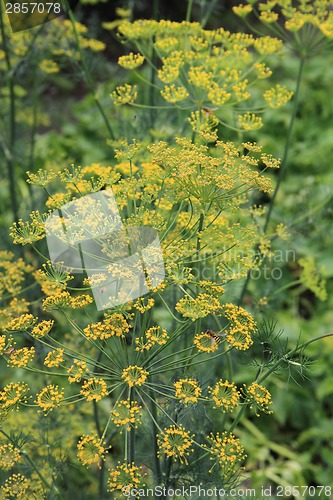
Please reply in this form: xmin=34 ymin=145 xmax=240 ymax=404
xmin=60 ymin=0 xmax=115 ymax=140
xmin=186 ymin=0 xmax=194 ymax=22
xmin=0 ymin=4 xmax=18 ymax=221
xmin=264 ymin=56 xmax=306 ymax=232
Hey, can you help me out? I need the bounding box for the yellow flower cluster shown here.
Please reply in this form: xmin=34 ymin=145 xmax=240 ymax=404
xmin=0 ymin=251 xmax=33 ymax=301
xmin=118 ymin=52 xmax=145 ymax=69
xmin=135 ymin=326 xmax=169 ymax=352
xmin=10 ymin=214 xmax=45 ymax=245
xmin=174 ymin=378 xmax=202 ymax=405
xmin=263 ymin=84 xmax=294 ymax=108
xmin=7 ymin=347 xmax=35 ymax=368
xmin=111 ymin=400 xmax=143 ymax=432
xmin=30 ymin=320 xmax=54 ymax=339
xmin=5 ymin=314 xmax=37 ymax=332
xmin=238 ymin=112 xmax=263 ymax=130
xmin=80 ymin=377 xmax=108 ymax=402
xmin=193 ymin=332 xmax=220 ymax=353
xmin=160 ymin=84 xmax=189 ymax=103
xmin=157 ymin=424 xmax=194 ymax=464
xmin=0 ymin=473 xmax=30 ymax=499
xmin=0 ymin=382 xmax=30 ymax=412
xmin=107 ymin=462 xmax=143 ymax=493
xmin=84 ymin=313 xmax=130 ymax=340
xmin=42 ymin=291 xmax=93 ymax=311
xmin=0 ymin=443 xmax=21 ymax=470
xmin=224 ymin=303 xmax=257 ymax=350
xmin=44 ymin=348 xmax=64 ymax=368
xmin=208 ymin=432 xmax=246 ymax=475
xmin=208 ymin=379 xmax=240 ymax=412
xmin=114 ymin=17 xmax=294 ymax=127
xmin=121 ymin=366 xmax=149 ymax=387
xmin=176 ymin=293 xmax=222 ymax=321
xmin=39 ymin=59 xmax=60 ymax=73
xmin=26 ymin=168 xmax=57 ymax=187
xmin=245 ymin=382 xmax=273 ymax=415
xmin=133 ymin=297 xmax=155 ymax=313
xmin=111 ymin=84 xmax=138 ymax=105
xmin=67 ymin=359 xmax=89 ymax=383
xmin=77 ymin=433 xmax=106 ymax=468
xmin=36 ymin=385 xmax=64 ymax=415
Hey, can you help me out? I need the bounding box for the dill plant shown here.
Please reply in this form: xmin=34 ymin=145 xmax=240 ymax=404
xmin=0 ymin=1 xmax=333 ymax=498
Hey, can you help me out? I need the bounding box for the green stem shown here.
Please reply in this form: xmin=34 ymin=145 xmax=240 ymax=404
xmin=186 ymin=0 xmax=194 ymax=22
xmin=0 ymin=4 xmax=19 ymax=222
xmin=264 ymin=56 xmax=306 ymax=232
xmin=60 ymin=0 xmax=115 ymax=140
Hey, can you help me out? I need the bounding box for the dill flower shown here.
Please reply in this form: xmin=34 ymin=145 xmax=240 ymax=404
xmin=107 ymin=462 xmax=144 ymax=493
xmin=39 ymin=59 xmax=60 ymax=73
xmin=176 ymin=293 xmax=222 ymax=321
xmin=154 ymin=37 xmax=179 ymax=54
xmin=7 ymin=347 xmax=35 ymax=368
xmin=207 ymin=86 xmax=231 ymax=106
xmin=174 ymin=378 xmax=202 ymax=405
xmin=253 ymin=36 xmax=283 ymax=55
xmin=30 ymin=320 xmax=54 ymax=339
xmin=1 ymin=473 xmax=31 ymax=498
xmin=80 ymin=377 xmax=108 ymax=402
xmin=0 ymin=382 xmax=30 ymax=411
xmin=118 ymin=52 xmax=145 ymax=69
xmin=36 ymin=385 xmax=64 ymax=415
xmin=263 ymin=84 xmax=294 ymax=108
xmin=42 ymin=291 xmax=73 ymax=311
xmin=255 ymin=62 xmax=272 ymax=79
xmin=135 ymin=326 xmax=169 ymax=352
xmin=0 ymin=443 xmax=21 ymax=470
xmin=160 ymin=84 xmax=189 ymax=103
xmin=224 ymin=303 xmax=256 ymax=350
xmin=299 ymin=256 xmax=327 ymax=301
xmin=4 ymin=314 xmax=37 ymax=332
xmin=193 ymin=332 xmax=219 ymax=353
xmin=111 ymin=84 xmax=138 ymax=105
xmin=26 ymin=168 xmax=57 ymax=187
xmin=121 ymin=366 xmax=149 ymax=387
xmin=238 ymin=112 xmax=263 ymax=130
xmin=67 ymin=359 xmax=89 ymax=383
xmin=111 ymin=400 xmax=143 ymax=432
xmin=44 ymin=348 xmax=64 ymax=368
xmin=245 ymin=382 xmax=273 ymax=415
xmin=157 ymin=424 xmax=194 ymax=464
xmin=84 ymin=313 xmax=130 ymax=340
xmin=232 ymin=80 xmax=250 ymax=102
xmin=10 ymin=219 xmax=45 ymax=245
xmin=233 ymin=4 xmax=252 ymax=17
xmin=77 ymin=433 xmax=106 ymax=468
xmin=71 ymin=294 xmax=94 ymax=308
xmin=133 ymin=297 xmax=154 ymax=313
xmin=208 ymin=380 xmax=240 ymax=412
xmin=207 ymin=432 xmax=246 ymax=475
